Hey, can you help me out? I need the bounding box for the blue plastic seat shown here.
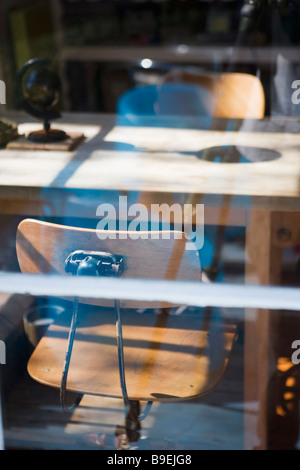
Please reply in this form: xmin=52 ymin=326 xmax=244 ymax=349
xmin=117 ymin=82 xmax=212 ymax=126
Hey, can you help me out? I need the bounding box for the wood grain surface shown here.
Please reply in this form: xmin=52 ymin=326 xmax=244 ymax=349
xmin=0 ymin=114 xmax=300 ymax=215
xmin=27 ymin=304 xmax=236 ymax=401
xmin=16 ymin=218 xmax=202 ymax=308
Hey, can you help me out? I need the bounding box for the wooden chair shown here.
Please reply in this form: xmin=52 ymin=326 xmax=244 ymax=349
xmin=16 ymin=218 xmax=237 ymax=447
xmin=157 ymin=70 xmax=265 ymax=279
xmin=161 ymin=70 xmax=265 ymax=119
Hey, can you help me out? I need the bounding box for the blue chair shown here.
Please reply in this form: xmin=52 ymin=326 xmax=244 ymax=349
xmin=116 ymin=82 xmax=213 ymax=127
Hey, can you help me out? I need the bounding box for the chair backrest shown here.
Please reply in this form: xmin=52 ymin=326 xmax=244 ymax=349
xmin=162 ymin=70 xmax=265 ymax=119
xmin=16 ymin=218 xmax=201 ymax=309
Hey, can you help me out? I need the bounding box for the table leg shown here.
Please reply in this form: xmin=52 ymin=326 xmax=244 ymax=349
xmin=244 ymin=209 xmax=282 ymax=450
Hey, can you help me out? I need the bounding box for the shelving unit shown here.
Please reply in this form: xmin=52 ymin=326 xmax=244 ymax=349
xmin=49 ymin=0 xmax=244 ymax=111
xmin=2 ymin=0 xmax=300 ymax=112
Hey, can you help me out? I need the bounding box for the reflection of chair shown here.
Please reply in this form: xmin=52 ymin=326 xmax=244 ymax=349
xmin=16 ymin=218 xmax=237 ymax=448
xmin=161 ymin=70 xmax=265 ymax=119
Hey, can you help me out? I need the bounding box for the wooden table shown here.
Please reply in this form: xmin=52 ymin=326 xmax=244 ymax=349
xmin=2 ymin=112 xmax=300 ymax=218
xmin=2 ymin=111 xmax=300 ymax=449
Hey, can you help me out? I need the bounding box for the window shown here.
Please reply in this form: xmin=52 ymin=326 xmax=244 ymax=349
xmin=0 ymin=0 xmax=300 ymax=453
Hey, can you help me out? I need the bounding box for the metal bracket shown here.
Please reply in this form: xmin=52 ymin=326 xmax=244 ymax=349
xmin=65 ymin=250 xmax=124 ymax=277
xmin=61 ymin=250 xmax=127 ymax=414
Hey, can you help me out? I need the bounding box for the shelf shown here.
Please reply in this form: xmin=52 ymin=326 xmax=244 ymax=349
xmin=59 ymin=45 xmax=300 ymax=66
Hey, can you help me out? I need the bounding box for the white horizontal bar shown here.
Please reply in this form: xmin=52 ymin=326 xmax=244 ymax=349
xmin=0 ymin=272 xmax=300 ymax=312
xmin=60 ymin=45 xmax=300 ymax=65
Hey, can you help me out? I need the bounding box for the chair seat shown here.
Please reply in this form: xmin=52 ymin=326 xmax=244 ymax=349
xmin=27 ymin=304 xmax=236 ymax=402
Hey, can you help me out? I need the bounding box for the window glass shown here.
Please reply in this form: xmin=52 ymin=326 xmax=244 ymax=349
xmin=0 ymin=0 xmax=300 ymax=452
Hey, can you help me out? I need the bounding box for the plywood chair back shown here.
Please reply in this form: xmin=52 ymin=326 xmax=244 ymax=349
xmin=161 ymin=70 xmax=265 ymax=119
xmin=16 ymin=218 xmax=201 ymax=309
xmin=16 ymin=219 xmax=236 ymax=404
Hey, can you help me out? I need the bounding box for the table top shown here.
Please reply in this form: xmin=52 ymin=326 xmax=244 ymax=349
xmin=1 ymin=112 xmax=300 ymax=217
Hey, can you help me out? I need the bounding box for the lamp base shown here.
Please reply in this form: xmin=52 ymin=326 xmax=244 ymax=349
xmin=28 ymin=128 xmax=67 ymax=143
